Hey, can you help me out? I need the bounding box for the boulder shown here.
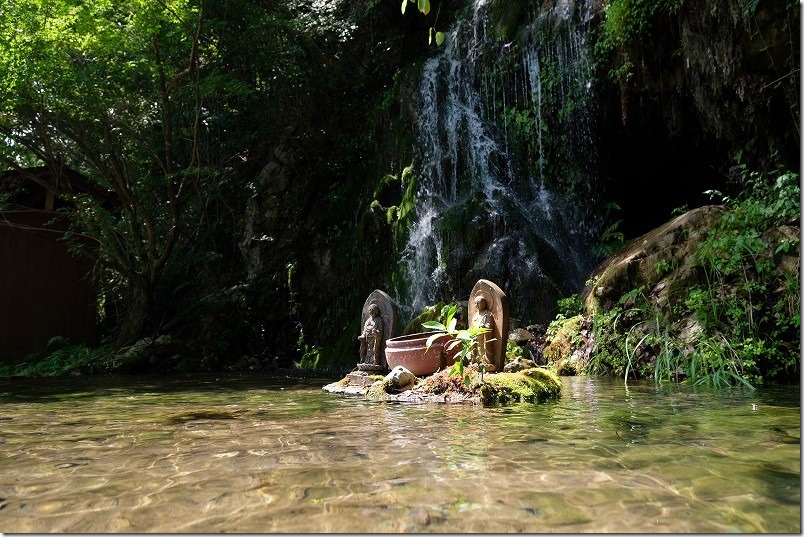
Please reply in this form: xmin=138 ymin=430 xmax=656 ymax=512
xmin=582 ymin=205 xmax=726 ymax=315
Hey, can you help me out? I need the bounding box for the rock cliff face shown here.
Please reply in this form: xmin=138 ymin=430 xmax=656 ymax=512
xmin=595 ymin=0 xmax=799 ymax=236
xmin=235 ymin=0 xmax=798 ymax=368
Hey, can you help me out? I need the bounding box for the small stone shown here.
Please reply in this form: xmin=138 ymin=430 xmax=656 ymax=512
xmin=504 ymin=356 xmax=537 ymax=373
xmin=509 ymin=327 xmax=533 ymax=342
xmin=410 ymin=507 xmax=431 ymax=525
xmin=595 ymin=286 xmax=605 ymax=297
xmin=384 ymin=366 xmax=417 ymax=391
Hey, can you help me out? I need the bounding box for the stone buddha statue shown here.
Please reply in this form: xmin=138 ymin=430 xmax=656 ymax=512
xmin=358 ymin=302 xmax=384 ymax=370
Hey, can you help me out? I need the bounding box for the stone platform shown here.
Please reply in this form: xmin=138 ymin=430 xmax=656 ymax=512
xmin=323 ymin=366 xmax=561 ymax=406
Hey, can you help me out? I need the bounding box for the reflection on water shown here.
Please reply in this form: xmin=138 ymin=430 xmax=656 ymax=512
xmin=0 ymin=374 xmax=799 ymax=532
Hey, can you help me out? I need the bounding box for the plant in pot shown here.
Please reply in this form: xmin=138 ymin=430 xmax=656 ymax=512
xmin=423 ymin=304 xmax=494 ymax=387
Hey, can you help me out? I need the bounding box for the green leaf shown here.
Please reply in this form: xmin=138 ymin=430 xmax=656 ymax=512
xmin=401 ymin=0 xmax=408 ymax=14
xmin=464 ymin=374 xmax=471 ymax=388
xmin=444 ymin=304 xmax=456 ymax=328
xmin=418 ymin=0 xmax=430 ymax=15
xmin=422 ymin=320 xmax=447 ymax=331
xmin=446 ymin=339 xmax=462 ymax=352
xmin=425 ymin=332 xmax=444 ymax=352
xmin=435 ymin=31 xmax=445 ymax=46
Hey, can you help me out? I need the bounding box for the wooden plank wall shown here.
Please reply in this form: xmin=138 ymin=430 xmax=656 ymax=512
xmin=0 ymin=211 xmax=97 ymax=362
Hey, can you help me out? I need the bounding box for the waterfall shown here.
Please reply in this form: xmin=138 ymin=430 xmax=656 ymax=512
xmin=396 ymin=0 xmax=601 ymax=323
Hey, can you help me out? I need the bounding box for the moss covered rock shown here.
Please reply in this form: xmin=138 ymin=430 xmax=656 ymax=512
xmin=479 ymin=367 xmax=562 ymax=405
xmin=543 ymin=314 xmax=584 ymax=363
xmin=402 ymin=302 xmax=446 ymax=335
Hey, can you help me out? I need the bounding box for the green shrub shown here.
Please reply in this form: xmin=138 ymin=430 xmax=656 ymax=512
xmin=0 ymin=339 xmax=115 ymax=377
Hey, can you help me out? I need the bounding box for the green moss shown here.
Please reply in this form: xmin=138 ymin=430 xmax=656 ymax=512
xmin=480 ymin=367 xmax=562 ymax=405
xmin=402 ymin=302 xmax=446 ymax=335
xmin=396 ymin=164 xmax=418 ymax=228
xmin=388 ymin=163 xmax=419 ymax=302
xmin=366 ymin=379 xmax=392 ymax=398
xmin=488 ymin=0 xmax=530 ymax=42
xmin=386 ymin=205 xmax=399 ymax=224
xmin=543 ymin=314 xmax=584 ymax=363
xmin=438 ymin=196 xmax=492 ymax=251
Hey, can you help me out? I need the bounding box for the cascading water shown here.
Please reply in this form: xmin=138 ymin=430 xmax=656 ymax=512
xmin=397 ymin=0 xmax=602 ymax=323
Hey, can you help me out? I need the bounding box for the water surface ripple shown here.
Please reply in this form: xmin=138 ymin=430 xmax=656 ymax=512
xmin=0 ymin=374 xmax=799 ymax=532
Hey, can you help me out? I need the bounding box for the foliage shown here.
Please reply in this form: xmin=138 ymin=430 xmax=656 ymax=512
xmin=0 ymin=339 xmax=115 ymax=377
xmin=543 ymin=314 xmax=583 ymax=364
xmin=422 ymin=304 xmax=492 ymax=387
xmin=593 ymin=0 xmax=684 ymax=82
xmin=0 ymin=0 xmax=211 ymax=345
xmin=0 ymin=0 xmax=327 ymax=351
xmin=556 ymin=294 xmax=584 ymax=317
xmin=506 ymin=338 xmax=524 ymax=361
xmin=582 ymin=167 xmax=799 ymax=387
xmin=401 ymin=0 xmax=444 ymax=46
xmin=685 ymin=167 xmax=800 ymax=383
xmin=296 ymin=327 xmax=321 ymax=369
xmin=594 ymin=202 xmax=626 ymax=257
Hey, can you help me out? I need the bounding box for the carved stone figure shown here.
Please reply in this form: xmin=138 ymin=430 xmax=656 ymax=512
xmin=358 ymin=303 xmax=384 ymax=369
xmin=356 ymin=289 xmax=397 ymax=372
xmin=471 ymin=294 xmax=494 ymax=367
xmin=468 ymin=279 xmax=509 ymax=372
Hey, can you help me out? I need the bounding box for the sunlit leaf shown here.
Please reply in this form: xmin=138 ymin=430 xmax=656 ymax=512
xmin=422 ymin=320 xmax=446 ymax=331
xmin=435 ymin=31 xmax=445 ymax=46
xmin=401 ymin=0 xmax=408 ymax=15
xmin=418 ymin=0 xmax=430 ymax=15
xmin=444 ymin=304 xmax=456 ymax=328
xmin=446 ymin=339 xmax=462 ymax=351
xmin=425 ymin=332 xmax=443 ymax=352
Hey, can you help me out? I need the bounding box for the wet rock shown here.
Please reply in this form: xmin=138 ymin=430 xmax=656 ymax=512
xmin=503 ymin=356 xmax=537 ymax=372
xmin=114 ymin=335 xmax=190 ymax=373
xmin=384 ymin=366 xmax=417 ymax=391
xmin=526 ymin=324 xmax=545 ymax=337
xmin=509 ymin=327 xmax=533 ymax=343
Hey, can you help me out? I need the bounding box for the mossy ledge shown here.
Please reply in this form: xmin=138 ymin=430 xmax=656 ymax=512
xmin=323 ymin=367 xmax=562 ymax=406
xmin=479 ymin=368 xmax=562 ymax=405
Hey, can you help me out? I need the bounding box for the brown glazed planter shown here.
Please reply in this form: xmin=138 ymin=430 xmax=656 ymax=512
xmin=384 ymin=332 xmax=460 ymax=376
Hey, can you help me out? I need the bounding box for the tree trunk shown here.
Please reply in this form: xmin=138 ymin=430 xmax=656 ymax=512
xmin=116 ymin=282 xmax=153 ymax=347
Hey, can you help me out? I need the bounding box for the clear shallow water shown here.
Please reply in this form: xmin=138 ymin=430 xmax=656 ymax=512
xmin=0 ymin=373 xmax=799 ymax=533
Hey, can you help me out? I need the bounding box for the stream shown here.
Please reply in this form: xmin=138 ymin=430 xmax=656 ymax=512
xmin=0 ymin=373 xmax=799 ymax=532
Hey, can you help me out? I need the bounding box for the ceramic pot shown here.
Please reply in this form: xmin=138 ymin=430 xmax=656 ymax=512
xmin=384 ymin=332 xmax=459 ymax=376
